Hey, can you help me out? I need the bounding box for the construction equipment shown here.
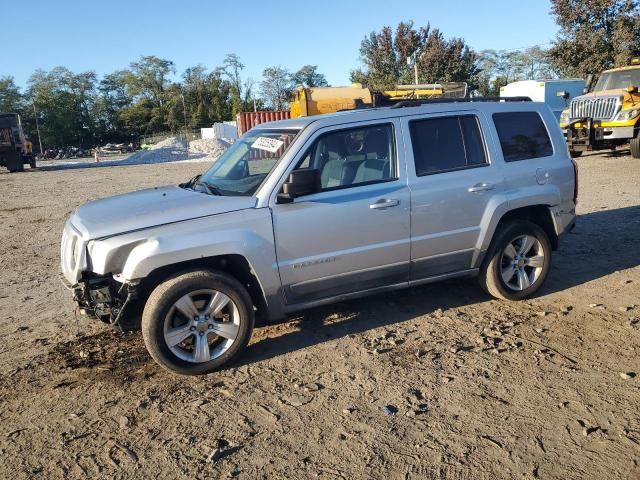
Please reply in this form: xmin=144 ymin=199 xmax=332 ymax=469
xmin=289 ymin=82 xmax=468 ymax=118
xmin=0 ymin=113 xmax=35 ymax=172
xmin=560 ymin=56 xmax=640 ymax=158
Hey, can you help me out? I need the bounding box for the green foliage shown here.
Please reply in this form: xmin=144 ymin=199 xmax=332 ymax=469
xmin=475 ymin=48 xmax=557 ymax=96
xmin=292 ymin=65 xmax=329 ymax=87
xmin=0 ymin=76 xmax=23 ymax=112
xmin=548 ymin=0 xmax=640 ymax=76
xmin=260 ymin=66 xmax=294 ymax=110
xmin=352 ymin=21 xmax=480 ymax=91
xmin=4 ymin=54 xmax=268 ymax=149
xmin=26 ymin=67 xmax=97 ymax=147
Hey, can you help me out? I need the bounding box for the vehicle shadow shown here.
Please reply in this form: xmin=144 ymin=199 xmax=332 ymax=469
xmin=582 ymin=150 xmax=630 ymax=159
xmin=238 ymin=205 xmax=640 ymax=366
xmin=543 ymin=204 xmax=640 ymax=293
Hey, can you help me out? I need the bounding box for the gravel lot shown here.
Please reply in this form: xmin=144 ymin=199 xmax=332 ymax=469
xmin=0 ymin=152 xmax=638 ymax=479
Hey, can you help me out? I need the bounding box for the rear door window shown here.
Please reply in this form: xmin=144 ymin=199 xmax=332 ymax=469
xmin=409 ymin=115 xmax=488 ymax=176
xmin=492 ymin=112 xmax=553 ymax=162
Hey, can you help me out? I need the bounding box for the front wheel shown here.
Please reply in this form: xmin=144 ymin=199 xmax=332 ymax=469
xmin=479 ymin=220 xmax=552 ymax=301
xmin=142 ymin=270 xmax=254 ymax=375
xmin=630 ymin=131 xmax=640 ymax=159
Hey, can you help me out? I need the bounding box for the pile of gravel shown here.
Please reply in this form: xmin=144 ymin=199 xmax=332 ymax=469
xmin=121 ymin=137 xmax=188 ymax=164
xmin=37 ymin=136 xmax=231 ymax=171
xmin=188 ymin=138 xmax=231 ymax=160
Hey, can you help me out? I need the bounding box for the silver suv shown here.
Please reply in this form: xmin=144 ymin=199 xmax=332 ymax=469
xmin=61 ymin=99 xmax=577 ymax=375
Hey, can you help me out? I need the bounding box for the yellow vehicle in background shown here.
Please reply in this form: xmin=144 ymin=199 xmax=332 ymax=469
xmin=560 ymin=57 xmax=640 ymax=158
xmin=290 ymin=83 xmax=467 ymax=118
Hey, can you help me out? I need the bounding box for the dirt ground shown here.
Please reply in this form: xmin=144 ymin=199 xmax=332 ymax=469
xmin=0 ymin=152 xmax=639 ymax=480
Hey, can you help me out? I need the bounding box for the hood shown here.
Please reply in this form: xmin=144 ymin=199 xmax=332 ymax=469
xmin=573 ymin=88 xmax=638 ymax=103
xmin=71 ymin=185 xmax=256 ymax=240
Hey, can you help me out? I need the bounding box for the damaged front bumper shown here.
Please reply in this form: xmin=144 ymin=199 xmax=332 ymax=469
xmin=60 ymin=273 xmax=139 ymax=328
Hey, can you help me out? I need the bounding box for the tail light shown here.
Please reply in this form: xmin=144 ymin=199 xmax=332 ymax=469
xmin=571 ymin=158 xmax=579 ymax=204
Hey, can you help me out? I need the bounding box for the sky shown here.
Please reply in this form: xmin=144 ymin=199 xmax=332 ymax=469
xmin=3 ymin=0 xmax=559 ymax=88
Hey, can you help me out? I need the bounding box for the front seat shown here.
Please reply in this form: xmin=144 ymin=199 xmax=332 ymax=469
xmin=320 ymin=135 xmax=348 ymax=188
xmin=353 ymin=130 xmax=392 ymax=183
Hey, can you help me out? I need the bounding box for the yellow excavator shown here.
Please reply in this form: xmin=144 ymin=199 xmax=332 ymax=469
xmin=290 ymin=82 xmax=468 ymax=118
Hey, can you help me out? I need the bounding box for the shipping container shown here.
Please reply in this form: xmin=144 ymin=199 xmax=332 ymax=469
xmin=236 ymin=111 xmax=290 ymax=136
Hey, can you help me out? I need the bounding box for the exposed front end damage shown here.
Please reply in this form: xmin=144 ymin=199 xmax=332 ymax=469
xmin=65 ymin=273 xmax=140 ymax=330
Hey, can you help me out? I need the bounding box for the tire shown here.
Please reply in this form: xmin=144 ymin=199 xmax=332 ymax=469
xmin=479 ymin=220 xmax=552 ymax=301
xmin=5 ymin=152 xmax=22 ymax=172
xmin=630 ymin=131 xmax=640 ymax=159
xmin=29 ymin=157 xmax=36 ymax=169
xmin=142 ymin=270 xmax=254 ymax=375
xmin=569 ymin=150 xmax=582 ymax=158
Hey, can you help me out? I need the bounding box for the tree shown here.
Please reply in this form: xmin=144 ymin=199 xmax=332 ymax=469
xmin=0 ymin=76 xmax=23 ymax=112
xmin=475 ymin=48 xmax=557 ymax=96
xmin=260 ymin=66 xmax=293 ymax=110
xmin=178 ymin=65 xmax=232 ymax=129
xmin=26 ymin=67 xmax=97 ymax=147
xmin=549 ymin=0 xmax=640 ymax=76
xmin=118 ymin=56 xmax=175 ymax=133
xmin=223 ymin=54 xmax=245 ymax=116
xmin=351 ymin=20 xmax=480 ymax=92
xmin=93 ymin=70 xmax=134 ymax=143
xmin=292 ymin=65 xmax=328 ymax=87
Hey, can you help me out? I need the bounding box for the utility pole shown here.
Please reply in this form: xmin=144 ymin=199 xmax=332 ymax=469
xmin=33 ymin=103 xmax=43 ymax=155
xmin=408 ymin=53 xmax=419 ymax=85
xmin=180 ymin=93 xmax=188 ymax=157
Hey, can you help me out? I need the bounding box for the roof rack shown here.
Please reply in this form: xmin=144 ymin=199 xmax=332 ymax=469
xmin=389 ymin=96 xmax=532 ymax=109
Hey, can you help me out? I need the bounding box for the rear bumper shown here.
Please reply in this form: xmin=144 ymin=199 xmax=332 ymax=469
xmin=550 ymin=205 xmax=576 ymax=236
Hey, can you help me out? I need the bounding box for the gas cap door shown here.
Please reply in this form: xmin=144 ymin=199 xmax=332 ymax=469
xmin=536 ymin=168 xmax=551 ymax=185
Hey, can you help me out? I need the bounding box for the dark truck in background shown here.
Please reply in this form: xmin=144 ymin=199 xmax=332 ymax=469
xmin=0 ymin=113 xmax=36 ymax=173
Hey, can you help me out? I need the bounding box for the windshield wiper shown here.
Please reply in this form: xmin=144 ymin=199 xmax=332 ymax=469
xmin=181 ymin=174 xmax=222 ymax=196
xmin=182 ymin=174 xmax=202 ymax=189
xmin=198 ymin=181 xmax=223 ymax=196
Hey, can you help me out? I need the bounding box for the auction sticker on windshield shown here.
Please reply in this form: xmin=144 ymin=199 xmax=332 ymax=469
xmin=251 ymin=137 xmax=284 ymax=153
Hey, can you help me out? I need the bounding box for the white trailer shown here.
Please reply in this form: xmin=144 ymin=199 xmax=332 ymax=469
xmin=500 ymin=79 xmax=585 ymax=121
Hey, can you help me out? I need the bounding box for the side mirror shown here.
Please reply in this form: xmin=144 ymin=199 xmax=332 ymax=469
xmin=556 ymin=91 xmax=569 ymax=99
xmin=627 ymin=85 xmax=638 ymax=94
xmin=583 ymin=74 xmax=594 ymax=94
xmin=277 ymin=168 xmax=321 ymax=204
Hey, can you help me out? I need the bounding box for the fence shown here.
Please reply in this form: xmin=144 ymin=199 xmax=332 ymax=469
xmin=141 ymin=129 xmax=201 ymax=146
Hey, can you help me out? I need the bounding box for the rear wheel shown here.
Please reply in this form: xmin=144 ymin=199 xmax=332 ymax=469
xmin=29 ymin=156 xmax=36 ymax=169
xmin=5 ymin=152 xmax=22 ymax=172
xmin=569 ymin=150 xmax=582 ymax=158
xmin=142 ymin=270 xmax=254 ymax=375
xmin=479 ymin=220 xmax=552 ymax=301
xmin=630 ymin=131 xmax=640 ymax=159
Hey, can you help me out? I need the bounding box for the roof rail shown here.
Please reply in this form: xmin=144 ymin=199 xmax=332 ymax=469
xmin=389 ymin=96 xmax=532 ymax=109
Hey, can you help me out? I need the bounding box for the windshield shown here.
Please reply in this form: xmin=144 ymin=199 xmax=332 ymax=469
xmin=197 ymin=129 xmax=299 ymax=196
xmin=593 ymin=69 xmax=640 ymax=92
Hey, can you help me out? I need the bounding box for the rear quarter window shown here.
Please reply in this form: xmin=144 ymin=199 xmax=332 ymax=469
xmin=492 ymin=112 xmax=553 ymax=162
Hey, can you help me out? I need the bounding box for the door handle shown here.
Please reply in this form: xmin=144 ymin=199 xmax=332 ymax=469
xmin=370 ymin=198 xmax=400 ymax=210
xmin=468 ymin=183 xmax=495 ymax=193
